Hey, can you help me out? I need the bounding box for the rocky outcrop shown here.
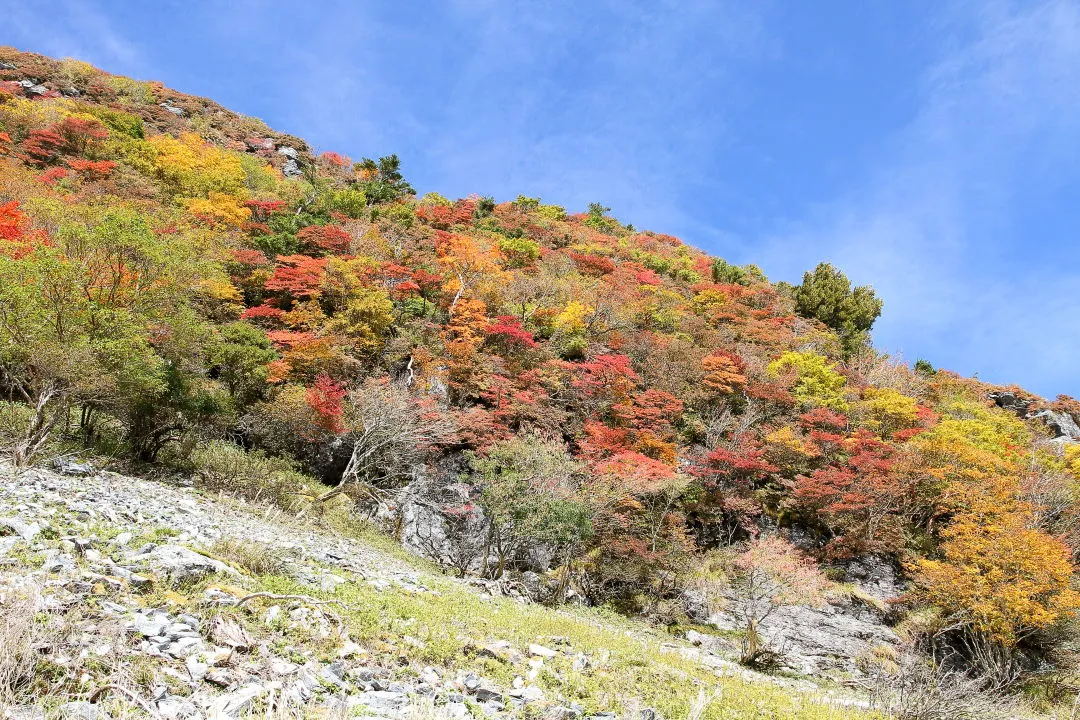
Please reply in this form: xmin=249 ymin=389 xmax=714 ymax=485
xmin=1029 ymin=409 xmax=1080 ymax=440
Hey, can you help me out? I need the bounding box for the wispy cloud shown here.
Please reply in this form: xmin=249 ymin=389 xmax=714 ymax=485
xmin=3 ymin=0 xmax=142 ymax=72
xmin=755 ymin=0 xmax=1080 ymax=396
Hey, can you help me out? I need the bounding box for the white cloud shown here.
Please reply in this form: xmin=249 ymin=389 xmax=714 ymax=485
xmin=3 ymin=0 xmax=142 ymax=72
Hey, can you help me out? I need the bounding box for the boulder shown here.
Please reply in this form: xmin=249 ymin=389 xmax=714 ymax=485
xmin=131 ymin=544 xmax=236 ymax=584
xmin=989 ymin=390 xmax=1032 ymax=417
xmin=1029 ymin=409 xmax=1080 ymax=440
xmin=282 ymin=158 xmax=302 ymax=177
xmin=52 ymin=456 xmax=94 ymax=476
xmin=0 ymin=516 xmax=41 ymax=541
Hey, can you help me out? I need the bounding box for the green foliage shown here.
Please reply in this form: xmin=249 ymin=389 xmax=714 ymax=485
xmin=326 ymin=286 xmax=395 ymax=357
xmin=470 ymin=434 xmax=592 ymax=575
xmin=474 ymin=195 xmax=496 ymax=218
xmin=512 ymin=195 xmax=540 ymax=211
xmin=794 ymin=263 xmax=883 ymax=357
xmin=326 ymin=188 xmax=367 ymax=218
xmin=498 ymin=236 xmax=540 ymax=268
xmin=711 ymin=258 xmax=750 ymax=285
xmin=188 ymin=439 xmax=316 ymax=508
xmin=206 ymin=322 xmax=276 ymax=406
xmin=356 ymin=154 xmax=414 ymax=205
xmin=79 ymin=104 xmax=144 ymax=139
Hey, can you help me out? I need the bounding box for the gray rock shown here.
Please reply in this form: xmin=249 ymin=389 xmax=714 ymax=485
xmin=131 ymin=544 xmax=236 ymax=584
xmin=206 ymin=683 xmax=265 ymax=716
xmin=529 ymin=643 xmax=557 ymax=657
xmin=52 ymin=457 xmax=94 ymax=476
xmin=709 ymin=597 xmax=899 ymax=678
xmin=155 ymin=695 xmax=198 ymax=719
xmin=41 ymin=552 xmax=76 ymax=574
xmin=282 ymin=158 xmax=302 ymax=177
xmin=357 ymin=690 xmax=408 ymax=715
xmin=245 ymin=137 xmax=274 ymax=152
xmin=0 ymin=61 xmax=16 ymax=70
xmin=186 ymin=655 xmax=209 ymax=683
xmin=1030 ymin=409 xmax=1080 ymax=439
xmin=57 ymin=702 xmax=97 ymax=720
xmin=276 ymin=146 xmax=299 ymax=159
xmin=989 ymin=390 xmax=1032 ymax=416
xmin=0 ymin=516 xmax=41 ymax=541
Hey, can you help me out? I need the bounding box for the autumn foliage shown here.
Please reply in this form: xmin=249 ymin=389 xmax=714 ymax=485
xmin=2 ymin=48 xmax=1080 ymax=684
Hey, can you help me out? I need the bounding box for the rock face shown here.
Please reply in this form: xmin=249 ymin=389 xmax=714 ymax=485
xmin=989 ymin=390 xmax=1080 ymax=441
xmin=989 ymin=390 xmax=1033 ymax=416
xmin=1030 ymin=409 xmax=1080 ymax=440
xmin=709 ymin=559 xmax=903 ymax=678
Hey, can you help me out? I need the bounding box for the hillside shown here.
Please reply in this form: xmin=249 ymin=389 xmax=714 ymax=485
xmin=0 ymin=460 xmax=876 ymax=719
xmin=1 ymin=46 xmax=1080 ymax=718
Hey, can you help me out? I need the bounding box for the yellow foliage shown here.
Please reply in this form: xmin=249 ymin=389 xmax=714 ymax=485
xmin=763 ymin=426 xmax=820 ymax=472
xmin=187 ymin=191 xmax=251 ymax=227
xmin=149 ymin=132 xmax=247 ymax=198
xmin=1063 ymin=444 xmax=1080 ymax=480
xmin=554 ymin=300 xmax=590 ymax=335
xmin=197 ymin=278 xmax=242 ymax=303
xmin=857 ymin=387 xmax=919 ymax=437
xmin=911 ymin=505 xmax=1080 ymax=644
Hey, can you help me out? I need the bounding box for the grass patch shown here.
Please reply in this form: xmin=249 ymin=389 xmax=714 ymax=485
xmin=207 ymin=537 xmax=285 ymax=576
xmin=238 ymin=568 xmax=881 ymax=720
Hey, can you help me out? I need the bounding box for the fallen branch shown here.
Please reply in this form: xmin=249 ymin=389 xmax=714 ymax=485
xmin=233 ymin=592 xmax=345 ymax=609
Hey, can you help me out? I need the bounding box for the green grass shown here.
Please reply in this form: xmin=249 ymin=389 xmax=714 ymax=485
xmin=232 ymin=567 xmax=881 ymax=720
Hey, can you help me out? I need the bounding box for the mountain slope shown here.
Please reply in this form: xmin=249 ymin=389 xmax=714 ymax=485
xmin=0 ymin=460 xmax=876 ymax=719
xmin=1 ymin=45 xmax=1079 ymax=717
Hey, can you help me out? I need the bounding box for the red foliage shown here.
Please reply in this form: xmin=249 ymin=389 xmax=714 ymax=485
xmin=790 ymin=430 xmax=904 ymax=557
xmin=567 ymin=251 xmax=616 ymax=276
xmin=21 ymin=128 xmax=63 ymax=165
xmin=635 ymin=268 xmax=663 ymax=286
xmin=594 ymin=451 xmax=677 ymax=491
xmin=296 ymin=224 xmax=350 ymax=255
xmin=240 ymin=304 xmax=285 ymax=324
xmin=572 ymin=354 xmax=639 ymax=398
xmin=231 ymin=249 xmax=271 ymax=268
xmin=0 ymin=201 xmax=31 ymax=241
xmin=37 ymin=167 xmax=69 ymax=186
xmin=798 ymin=408 xmax=848 ymax=432
xmin=243 ymin=199 xmax=287 ymax=221
xmin=612 ymin=389 xmax=684 ymax=433
xmin=66 ymin=158 xmax=116 ymax=180
xmin=264 ymin=255 xmax=327 ymax=298
xmin=484 ymin=316 xmax=538 ymax=350
xmin=410 ymin=269 xmax=443 ymax=295
xmin=305 ymin=373 xmax=346 ymax=433
xmin=692 ymin=444 xmax=779 ymax=486
xmin=579 ymin=421 xmax=633 ymax=462
xmin=266 ymin=330 xmax=319 ymax=349
xmin=0 ymin=201 xmax=48 ymax=258
xmin=320 ymin=151 xmax=350 ymax=167
xmin=55 ymin=116 xmax=107 ymax=153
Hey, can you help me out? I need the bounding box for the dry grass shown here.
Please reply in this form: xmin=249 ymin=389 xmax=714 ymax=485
xmin=865 ymin=655 xmax=1019 ymax=720
xmin=209 ymin=537 xmax=286 ymax=576
xmin=0 ymin=591 xmax=41 ymax=711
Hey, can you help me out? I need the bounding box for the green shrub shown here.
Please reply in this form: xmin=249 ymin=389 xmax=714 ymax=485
xmin=188 ymin=439 xmax=314 ymax=508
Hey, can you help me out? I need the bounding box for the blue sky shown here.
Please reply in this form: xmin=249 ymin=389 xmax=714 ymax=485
xmin=4 ymin=0 xmax=1080 ymax=398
